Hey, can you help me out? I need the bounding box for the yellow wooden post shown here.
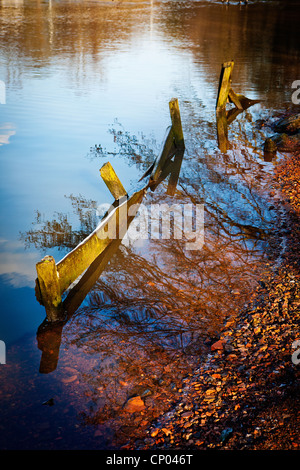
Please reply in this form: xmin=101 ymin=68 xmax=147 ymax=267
xmin=150 ymin=126 xmax=176 ymax=183
xmin=169 ymin=98 xmax=185 ymax=149
xmin=216 ymin=61 xmax=234 ymax=110
xmin=100 ymin=162 xmax=127 ymax=200
xmin=216 ymin=108 xmax=229 ymax=153
xmin=36 ymin=256 xmax=64 ymax=322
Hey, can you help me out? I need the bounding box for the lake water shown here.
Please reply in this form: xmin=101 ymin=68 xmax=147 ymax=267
xmin=0 ymin=0 xmax=299 ymax=449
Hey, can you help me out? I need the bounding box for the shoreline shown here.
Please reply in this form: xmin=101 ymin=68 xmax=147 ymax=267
xmin=133 ymin=116 xmax=300 ymax=451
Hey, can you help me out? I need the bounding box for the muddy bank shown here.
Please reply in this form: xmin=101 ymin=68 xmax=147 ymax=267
xmin=130 ymin=118 xmax=300 ymax=451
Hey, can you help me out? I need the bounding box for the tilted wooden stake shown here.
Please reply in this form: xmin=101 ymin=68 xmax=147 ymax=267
xmin=150 ymin=126 xmax=176 ymax=183
xmin=169 ymin=98 xmax=185 ymax=149
xmin=149 ymin=98 xmax=185 ymax=188
xmin=100 ymin=161 xmax=127 ymax=200
xmin=216 ymin=61 xmax=234 ymax=110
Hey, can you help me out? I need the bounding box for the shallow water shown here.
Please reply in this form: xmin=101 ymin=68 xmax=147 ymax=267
xmin=0 ymin=0 xmax=299 ymax=449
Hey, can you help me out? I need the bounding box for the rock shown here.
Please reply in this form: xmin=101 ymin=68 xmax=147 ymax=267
xmin=181 ymin=411 xmax=193 ymax=419
xmin=211 ymin=339 xmax=225 ymax=351
xmin=220 ymin=427 xmax=233 ymax=444
xmin=123 ymin=396 xmax=145 ymax=413
xmin=61 ymin=374 xmax=77 ymax=383
xmin=161 ymin=427 xmax=172 ymax=436
xmin=274 ymin=113 xmax=300 ymax=134
xmin=150 ymin=428 xmax=159 ymax=437
xmin=42 ymin=398 xmax=54 ymax=406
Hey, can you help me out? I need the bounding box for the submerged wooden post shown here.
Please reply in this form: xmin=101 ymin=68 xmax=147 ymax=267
xmin=169 ymin=98 xmax=185 ymax=149
xmin=216 ymin=61 xmax=234 ymax=110
xmin=36 ymin=256 xmax=64 ymax=322
xmin=216 ymin=108 xmax=229 ymax=153
xmin=150 ymin=126 xmax=176 ymax=183
xmin=35 ymin=99 xmax=186 ymax=322
xmin=149 ymin=98 xmax=185 ymax=188
xmin=100 ymin=162 xmax=127 ymax=200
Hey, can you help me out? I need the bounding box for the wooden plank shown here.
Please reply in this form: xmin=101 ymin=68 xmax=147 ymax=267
xmin=235 ymin=94 xmax=260 ymax=110
xmin=228 ymin=87 xmax=244 ymax=110
xmin=216 ymin=61 xmax=234 ymax=110
xmin=141 ymin=99 xmax=184 ymax=186
xmin=100 ymin=162 xmax=127 ymax=200
xmin=63 ymin=239 xmax=123 ymax=319
xmin=169 ymin=98 xmax=185 ymax=149
xmin=56 ymin=188 xmax=146 ymax=295
xmin=149 ymin=126 xmax=176 ymax=184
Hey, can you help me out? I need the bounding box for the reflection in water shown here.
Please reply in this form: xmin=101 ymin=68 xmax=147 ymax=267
xmin=1 ymin=1 xmax=299 ymax=107
xmin=34 ymin=106 xmax=186 ymax=371
xmin=36 ymin=239 xmax=122 ymax=374
xmin=24 ymin=105 xmax=275 ymax=385
xmin=0 ymin=123 xmax=15 ymax=146
xmin=20 ymin=194 xmax=99 ymax=252
xmin=1 ymin=0 xmax=298 ymax=450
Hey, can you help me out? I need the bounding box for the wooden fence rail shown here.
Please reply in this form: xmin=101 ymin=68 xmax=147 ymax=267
xmin=35 ymin=98 xmax=184 ymax=322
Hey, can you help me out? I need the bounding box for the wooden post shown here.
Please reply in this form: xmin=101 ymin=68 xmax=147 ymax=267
xmin=150 ymin=126 xmax=176 ymax=183
xmin=149 ymin=98 xmax=185 ymax=188
xmin=34 ymin=98 xmax=186 ymax=322
xmin=216 ymin=61 xmax=234 ymax=110
xmin=169 ymin=98 xmax=185 ymax=149
xmin=100 ymin=162 xmax=127 ymax=200
xmin=216 ymin=108 xmax=229 ymax=153
xmin=37 ymin=320 xmax=64 ymax=373
xmin=36 ymin=256 xmax=64 ymax=322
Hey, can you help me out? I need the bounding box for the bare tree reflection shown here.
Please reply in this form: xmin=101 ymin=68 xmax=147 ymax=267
xmin=20 ymin=194 xmax=98 ymax=252
xmin=88 ymin=120 xmax=157 ymax=174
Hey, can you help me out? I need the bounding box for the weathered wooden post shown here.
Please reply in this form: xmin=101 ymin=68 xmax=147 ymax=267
xmin=100 ymin=162 xmax=127 ymax=200
xmin=36 ymin=255 xmax=64 ymax=322
xmin=216 ymin=108 xmax=229 ymax=153
xmin=149 ymin=98 xmax=185 ymax=188
xmin=169 ymin=97 xmax=185 ymax=149
xmin=215 ymin=61 xmax=260 ymax=152
xmin=216 ymin=61 xmax=234 ymax=111
xmin=35 ymin=98 xmax=186 ymax=323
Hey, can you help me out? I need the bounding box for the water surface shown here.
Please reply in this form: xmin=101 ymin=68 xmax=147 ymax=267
xmin=0 ymin=0 xmax=299 ymax=449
